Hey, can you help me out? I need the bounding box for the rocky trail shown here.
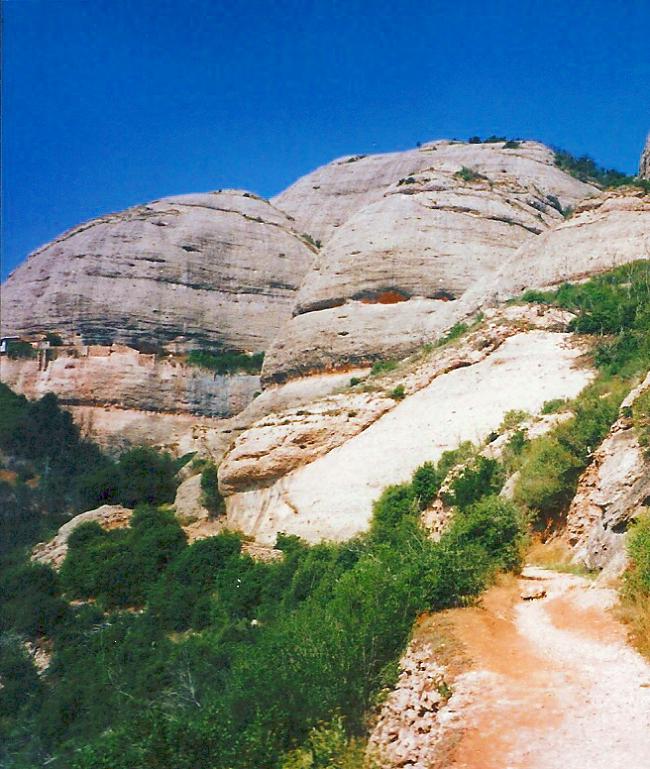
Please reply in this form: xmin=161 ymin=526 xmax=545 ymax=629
xmin=431 ymin=567 xmax=650 ymax=769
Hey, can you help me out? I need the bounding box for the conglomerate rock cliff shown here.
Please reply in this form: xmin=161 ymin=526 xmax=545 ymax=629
xmin=1 ymin=190 xmax=315 ymax=352
xmin=262 ymin=141 xmax=598 ymax=382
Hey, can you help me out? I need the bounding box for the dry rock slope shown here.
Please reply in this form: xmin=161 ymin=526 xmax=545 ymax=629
xmin=224 ymin=324 xmax=594 ymax=544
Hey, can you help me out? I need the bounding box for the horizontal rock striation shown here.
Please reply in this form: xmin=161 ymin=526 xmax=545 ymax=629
xmin=263 ymin=142 xmax=598 ymax=382
xmin=0 ymin=344 xmax=259 ymax=418
xmin=1 ymin=190 xmax=315 ymax=352
xmin=489 ymin=189 xmax=650 ymax=297
xmin=273 ymin=140 xmax=595 ymax=247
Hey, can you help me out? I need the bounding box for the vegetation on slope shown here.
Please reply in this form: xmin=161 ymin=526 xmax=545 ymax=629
xmin=554 ymin=148 xmax=650 ymax=192
xmin=0 ymin=384 xmax=182 ymax=556
xmin=514 ymin=261 xmax=650 ymax=529
xmin=0 ymin=433 xmax=525 ymax=768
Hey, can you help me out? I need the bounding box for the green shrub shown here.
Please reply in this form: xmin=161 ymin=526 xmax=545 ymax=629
xmin=541 ymin=398 xmax=567 ymax=414
xmin=45 ymin=333 xmax=64 ymax=346
xmin=455 ymin=166 xmax=487 ymax=183
xmin=370 ymin=360 xmax=397 ymax=376
xmin=435 ymin=321 xmax=469 ymax=347
xmin=412 ymin=462 xmax=440 ymax=510
xmin=148 ymin=533 xmax=242 ymax=630
xmin=626 ymin=514 xmax=650 ymax=594
xmin=389 ymin=384 xmax=405 ymax=400
xmin=200 ymin=462 xmax=226 ymax=516
xmin=554 ymin=148 xmax=650 ymax=191
xmin=443 ymin=456 xmax=505 ymax=509
xmin=0 ymin=562 xmax=68 ymax=637
xmin=61 ymin=506 xmax=186 ymax=608
xmin=6 ymin=340 xmax=36 ymax=359
xmin=187 ymin=349 xmax=264 ymax=375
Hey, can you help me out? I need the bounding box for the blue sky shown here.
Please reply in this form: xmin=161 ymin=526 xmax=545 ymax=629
xmin=2 ymin=0 xmax=649 ymax=279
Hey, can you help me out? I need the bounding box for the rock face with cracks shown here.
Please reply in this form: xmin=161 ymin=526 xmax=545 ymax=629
xmin=224 ymin=323 xmax=594 ymax=545
xmin=567 ymin=373 xmax=650 ymax=573
xmin=264 ymin=141 xmax=597 ymax=382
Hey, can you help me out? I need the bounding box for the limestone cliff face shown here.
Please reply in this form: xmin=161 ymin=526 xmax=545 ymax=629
xmin=221 ymin=308 xmax=595 ymax=544
xmin=264 ymin=142 xmax=598 ymax=382
xmin=1 ymin=190 xmax=315 ymax=352
xmin=640 ymin=134 xmax=650 ymax=180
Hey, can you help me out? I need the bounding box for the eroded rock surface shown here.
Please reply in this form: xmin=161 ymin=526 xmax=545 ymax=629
xmin=224 ymin=325 xmax=594 ymax=544
xmin=264 ymin=142 xmax=597 ymax=382
xmin=490 ymin=189 xmax=650 ymax=297
xmin=1 ymin=190 xmax=314 ymax=352
xmin=368 ymin=642 xmax=450 ymax=768
xmin=1 ymin=344 xmax=259 ymax=418
xmin=567 ymin=373 xmax=650 ymax=572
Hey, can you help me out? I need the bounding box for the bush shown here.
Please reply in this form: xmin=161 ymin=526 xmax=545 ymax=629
xmin=455 ymin=166 xmax=487 ymax=183
xmin=200 ymin=463 xmax=225 ymax=516
xmin=61 ymin=506 xmax=187 ymax=608
xmin=187 ymin=349 xmax=264 ymax=375
xmin=0 ymin=562 xmax=68 ymax=637
xmin=554 ymin=148 xmax=650 ymax=191
xmin=6 ymin=340 xmax=36 ymax=359
xmin=443 ymin=456 xmax=504 ymax=509
xmin=412 ymin=462 xmax=440 ymax=510
xmin=370 ymin=360 xmax=397 ymax=376
xmin=389 ymin=384 xmax=405 ymax=401
xmin=626 ymin=514 xmax=650 ymax=594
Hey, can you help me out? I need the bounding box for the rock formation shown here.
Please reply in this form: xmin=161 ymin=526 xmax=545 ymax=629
xmin=263 ymin=142 xmax=597 ymax=382
xmin=1 ymin=190 xmax=315 ymax=352
xmin=0 ymin=343 xmax=259 ymax=418
xmin=567 ymin=373 xmax=650 ymax=573
xmin=222 ymin=308 xmax=594 ymax=544
xmin=640 ymin=134 xmax=650 ymax=180
xmin=489 ymin=189 xmax=650 ymax=297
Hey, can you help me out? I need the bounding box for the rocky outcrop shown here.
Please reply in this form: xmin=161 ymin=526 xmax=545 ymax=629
xmin=32 ymin=505 xmax=133 ymax=568
xmin=263 ymin=142 xmax=597 ymax=382
xmin=640 ymin=134 xmax=650 ymax=180
xmin=273 ymin=140 xmax=595 ymax=246
xmin=368 ymin=642 xmax=450 ymax=767
xmin=1 ymin=190 xmax=314 ymax=352
xmin=0 ymin=344 xmax=259 ymax=418
xmin=567 ymin=373 xmax=650 ymax=573
xmin=223 ymin=315 xmax=594 ymax=544
xmin=489 ymin=189 xmax=650 ymax=297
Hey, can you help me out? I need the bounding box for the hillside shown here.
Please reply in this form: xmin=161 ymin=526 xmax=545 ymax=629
xmin=1 ymin=135 xmax=649 ymax=768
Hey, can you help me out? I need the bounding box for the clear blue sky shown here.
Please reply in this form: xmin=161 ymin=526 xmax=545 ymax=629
xmin=2 ymin=0 xmax=649 ymax=279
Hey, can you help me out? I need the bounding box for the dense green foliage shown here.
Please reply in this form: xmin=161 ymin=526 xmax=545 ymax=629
xmin=5 ymin=341 xmax=37 ymax=359
xmin=515 ymin=261 xmax=650 ymax=527
xmin=554 ymin=149 xmax=650 ymax=191
xmin=200 ymin=462 xmax=226 ymax=516
xmin=0 ymin=383 xmax=182 ymax=556
xmin=187 ymin=349 xmax=264 ymax=375
xmin=1 ymin=451 xmax=525 ymax=768
xmin=60 ymin=507 xmax=187 ymax=608
xmin=626 ymin=514 xmax=650 ymax=595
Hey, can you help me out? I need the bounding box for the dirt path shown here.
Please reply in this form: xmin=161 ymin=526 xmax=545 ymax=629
xmin=435 ymin=567 xmax=650 ymax=769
